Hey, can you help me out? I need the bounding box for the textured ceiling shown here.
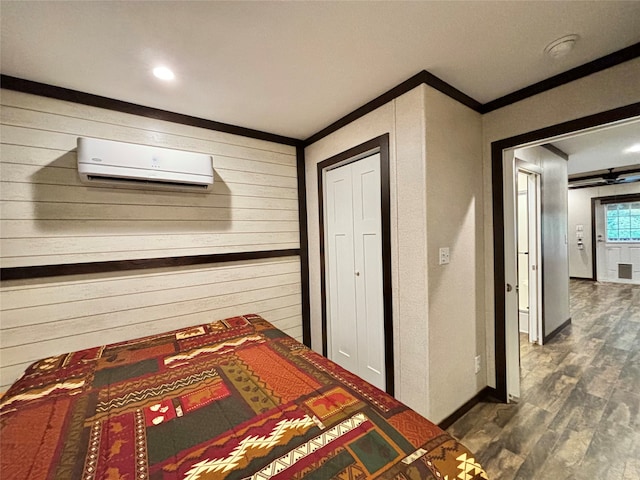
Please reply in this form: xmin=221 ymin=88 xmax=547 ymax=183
xmin=2 ymin=1 xmax=639 ymax=140
xmin=553 ymin=120 xmax=640 ymax=175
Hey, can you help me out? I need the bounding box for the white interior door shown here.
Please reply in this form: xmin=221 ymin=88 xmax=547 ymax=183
xmin=517 ymin=173 xmax=530 ymax=334
xmin=324 ymin=153 xmax=385 ymax=390
xmin=351 ymin=156 xmax=385 ymax=388
xmin=526 ymin=172 xmax=542 ymax=345
xmin=516 ymin=170 xmax=541 ymax=344
xmin=325 ymin=165 xmax=359 ymax=375
xmin=503 ymin=149 xmax=520 ymax=402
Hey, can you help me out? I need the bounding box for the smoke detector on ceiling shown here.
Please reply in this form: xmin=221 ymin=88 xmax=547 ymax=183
xmin=544 ymin=34 xmax=579 ymax=59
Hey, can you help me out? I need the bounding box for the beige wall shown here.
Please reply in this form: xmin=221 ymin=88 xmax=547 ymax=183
xmin=568 ymin=183 xmax=640 ymax=278
xmin=424 ymin=88 xmax=484 ymax=422
xmin=306 ymin=86 xmax=431 ymax=417
xmin=482 ymin=58 xmax=640 ymax=386
xmin=0 ymin=89 xmax=302 ymax=389
xmin=305 ymin=84 xmax=484 ymax=423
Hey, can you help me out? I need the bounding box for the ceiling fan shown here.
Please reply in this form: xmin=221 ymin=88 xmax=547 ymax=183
xmin=568 ymin=167 xmax=640 ymax=189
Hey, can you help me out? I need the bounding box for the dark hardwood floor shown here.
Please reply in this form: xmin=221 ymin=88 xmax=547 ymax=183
xmin=447 ymin=279 xmax=640 ymax=479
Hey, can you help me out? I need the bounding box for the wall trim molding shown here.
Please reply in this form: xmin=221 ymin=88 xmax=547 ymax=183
xmin=544 ymin=318 xmax=572 ymax=344
xmin=597 ymin=193 xmax=640 ymax=205
xmin=316 ymin=134 xmax=394 ymax=396
xmin=304 ymin=71 xmax=481 ymax=145
xmin=304 ymin=43 xmax=640 ymax=145
xmin=0 ymin=74 xmax=303 ymax=148
xmin=3 ymin=43 xmax=638 ymax=151
xmin=0 ymin=249 xmax=300 ymax=281
xmin=296 ymin=145 xmax=312 ymax=347
xmin=480 ymin=42 xmax=640 ymax=113
xmin=491 ymin=102 xmax=640 ymax=402
xmin=437 ymin=386 xmax=498 ymax=430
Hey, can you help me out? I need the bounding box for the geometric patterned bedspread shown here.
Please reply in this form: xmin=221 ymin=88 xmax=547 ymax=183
xmin=0 ymin=314 xmax=488 ymax=480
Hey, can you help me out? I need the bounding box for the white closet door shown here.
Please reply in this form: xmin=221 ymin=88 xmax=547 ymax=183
xmin=325 ymin=153 xmax=385 ymax=390
xmin=325 ymin=165 xmax=359 ymax=375
xmin=351 ymin=154 xmax=385 ymax=389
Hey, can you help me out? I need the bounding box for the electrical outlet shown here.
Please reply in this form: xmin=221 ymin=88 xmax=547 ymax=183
xmin=474 ymin=355 xmax=481 ymax=374
xmin=439 ymin=247 xmax=450 ymax=265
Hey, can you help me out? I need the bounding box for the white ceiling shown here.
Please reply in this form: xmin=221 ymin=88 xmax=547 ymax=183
xmin=552 ymin=120 xmax=640 ymax=175
xmin=1 ymin=1 xmax=639 ymax=140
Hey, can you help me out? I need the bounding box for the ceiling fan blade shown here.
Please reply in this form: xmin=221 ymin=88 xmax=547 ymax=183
xmin=568 ymin=178 xmax=607 ymax=188
xmin=617 ymin=173 xmax=640 ymax=183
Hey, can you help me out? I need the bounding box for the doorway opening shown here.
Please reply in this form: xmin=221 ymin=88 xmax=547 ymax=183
xmin=503 ymin=141 xmax=569 ymax=402
xmin=593 ymin=194 xmax=640 ymax=285
xmin=492 ymin=104 xmax=640 ymax=402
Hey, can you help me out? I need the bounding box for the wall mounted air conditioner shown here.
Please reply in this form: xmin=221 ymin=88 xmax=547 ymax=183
xmin=77 ymin=137 xmax=214 ymax=192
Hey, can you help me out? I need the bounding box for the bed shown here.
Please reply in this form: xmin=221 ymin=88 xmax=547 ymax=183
xmin=0 ymin=313 xmax=487 ymax=480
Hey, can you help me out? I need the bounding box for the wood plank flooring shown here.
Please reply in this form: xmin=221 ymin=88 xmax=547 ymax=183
xmin=447 ymin=279 xmax=640 ymax=479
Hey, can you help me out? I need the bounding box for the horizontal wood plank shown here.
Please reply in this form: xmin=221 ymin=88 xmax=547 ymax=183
xmin=1 ymin=200 xmax=299 ymax=221
xmin=2 ymin=283 xmax=301 ymax=365
xmin=1 ymin=278 xmax=301 ymax=348
xmin=0 ymin=219 xmax=299 ymax=238
xmin=1 ymin=362 xmax=32 ymax=390
xmin=1 ymin=232 xmax=299 ymax=257
xmin=2 ymin=259 xmax=299 ymax=311
xmin=0 ymin=143 xmax=296 ymax=178
xmin=0 ymin=178 xmax=298 ymax=202
xmin=0 ymin=106 xmax=296 ymax=165
xmin=0 ymin=244 xmax=300 ymax=268
xmin=282 ymin=324 xmax=303 ymax=341
xmin=1 ymin=89 xmax=296 ymax=156
xmin=0 ymin=161 xmax=298 ymax=190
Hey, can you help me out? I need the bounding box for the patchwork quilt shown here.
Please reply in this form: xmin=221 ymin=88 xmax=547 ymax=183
xmin=0 ymin=314 xmax=488 ymax=480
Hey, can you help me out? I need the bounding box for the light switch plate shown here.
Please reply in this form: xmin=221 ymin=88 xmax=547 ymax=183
xmin=439 ymin=247 xmax=450 ymax=265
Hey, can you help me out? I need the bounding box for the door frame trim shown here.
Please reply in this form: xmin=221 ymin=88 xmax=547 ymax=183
xmin=317 ymin=134 xmax=394 ymax=395
xmin=492 ymin=102 xmax=640 ymax=402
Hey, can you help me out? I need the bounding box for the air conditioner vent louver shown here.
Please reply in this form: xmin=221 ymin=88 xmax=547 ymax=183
xmin=87 ymin=175 xmax=210 ymax=189
xmin=78 ymin=137 xmax=214 ymax=192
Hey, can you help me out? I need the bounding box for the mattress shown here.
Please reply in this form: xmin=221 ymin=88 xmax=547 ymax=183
xmin=0 ymin=313 xmax=487 ymax=479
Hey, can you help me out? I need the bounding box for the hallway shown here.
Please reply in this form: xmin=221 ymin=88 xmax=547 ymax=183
xmin=447 ymin=279 xmax=640 ymax=479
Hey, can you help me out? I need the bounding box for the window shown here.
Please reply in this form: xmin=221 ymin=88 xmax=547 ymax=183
xmin=606 ymin=202 xmax=640 ymax=242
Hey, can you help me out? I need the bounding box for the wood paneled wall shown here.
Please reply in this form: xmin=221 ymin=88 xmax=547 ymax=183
xmin=0 ymin=258 xmax=301 ymax=389
xmin=0 ymin=89 xmax=302 ymax=389
xmin=0 ymin=89 xmax=299 ymax=266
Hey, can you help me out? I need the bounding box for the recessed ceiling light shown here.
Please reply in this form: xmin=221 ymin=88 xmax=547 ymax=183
xmin=544 ymin=34 xmax=579 ymax=59
xmin=625 ymin=143 xmax=640 ymax=153
xmin=153 ymin=66 xmax=175 ymax=81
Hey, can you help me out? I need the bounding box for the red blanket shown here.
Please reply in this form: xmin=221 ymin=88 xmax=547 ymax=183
xmin=1 ymin=314 xmax=487 ymax=479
